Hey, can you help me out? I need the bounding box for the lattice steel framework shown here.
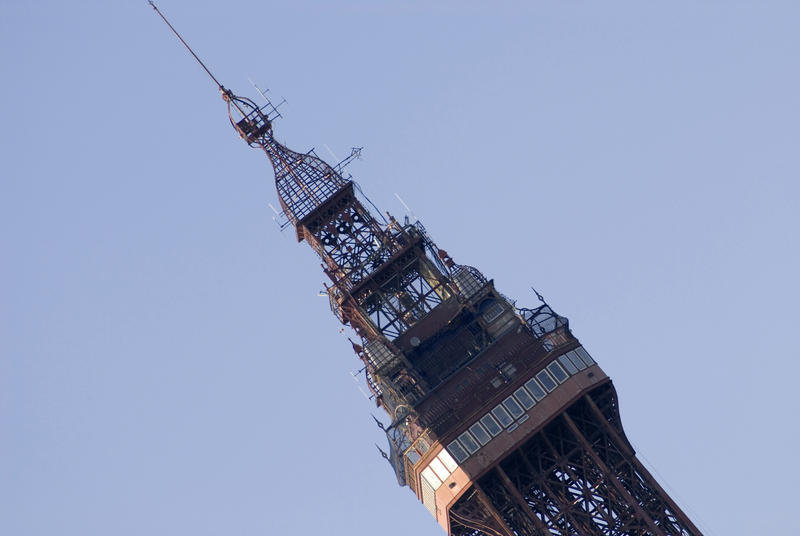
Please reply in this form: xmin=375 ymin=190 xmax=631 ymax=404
xmin=148 ymin=7 xmax=705 ymax=531
xmin=450 ymin=383 xmax=701 ymax=536
xmin=213 ymin=87 xmax=705 ymax=536
xmin=217 ymin=85 xmax=703 ymax=536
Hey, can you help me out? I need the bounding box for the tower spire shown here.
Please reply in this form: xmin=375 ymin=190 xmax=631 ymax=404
xmin=148 ymin=1 xmax=282 ymax=155
xmin=151 ymin=12 xmax=704 ymax=534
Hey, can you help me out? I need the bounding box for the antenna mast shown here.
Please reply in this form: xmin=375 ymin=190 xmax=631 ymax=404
xmin=148 ymin=1 xmax=224 ymax=90
xmin=147 ymin=1 xmax=274 ymax=139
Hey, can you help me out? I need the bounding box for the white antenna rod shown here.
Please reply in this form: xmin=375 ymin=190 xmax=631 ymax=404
xmin=248 ymin=77 xmax=272 ymax=105
xmin=267 ymin=203 xmax=291 ymax=235
xmin=350 ymin=370 xmax=373 ymax=402
xmin=323 ymin=143 xmax=339 ymax=163
xmin=394 ymin=193 xmax=417 ymax=222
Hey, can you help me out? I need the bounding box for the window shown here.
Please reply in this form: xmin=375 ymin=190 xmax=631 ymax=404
xmin=576 ymin=346 xmax=595 ymax=366
xmin=566 ymin=350 xmax=586 ymax=371
xmin=503 ymin=396 xmax=524 ymax=419
xmin=421 ymin=466 xmax=442 ymax=489
xmin=482 ymin=302 xmax=505 ymax=323
xmin=558 ymin=354 xmax=578 ymax=374
xmin=429 ymin=457 xmax=450 ymax=482
xmin=536 ymin=369 xmax=557 ymax=392
xmin=469 ymin=422 xmax=492 ymax=445
xmin=406 ymin=449 xmax=421 ymax=465
xmin=438 ymin=449 xmax=458 ymax=473
xmin=547 ymin=361 xmax=568 ymax=383
xmin=514 ymin=387 xmax=536 ymax=410
xmin=492 ymin=404 xmax=514 ymax=428
xmin=364 ymin=340 xmax=395 ymax=369
xmin=524 ymin=378 xmax=546 ymax=401
xmin=480 ymin=414 xmax=502 ymax=437
xmin=447 ymin=440 xmax=469 ymax=463
xmin=458 ymin=431 xmax=480 ymax=454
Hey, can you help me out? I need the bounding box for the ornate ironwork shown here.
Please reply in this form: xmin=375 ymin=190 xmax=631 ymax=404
xmin=149 ymin=8 xmax=705 ymax=532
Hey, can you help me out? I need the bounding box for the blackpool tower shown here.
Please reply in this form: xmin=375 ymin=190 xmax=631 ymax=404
xmin=151 ymin=4 xmax=703 ymax=534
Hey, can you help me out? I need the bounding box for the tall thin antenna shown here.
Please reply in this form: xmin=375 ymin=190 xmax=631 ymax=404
xmin=247 ymin=78 xmax=287 ymax=122
xmin=394 ymin=193 xmax=417 ymax=222
xmin=148 ymin=1 xmax=223 ymax=90
xmin=334 ymin=147 xmax=363 ymax=175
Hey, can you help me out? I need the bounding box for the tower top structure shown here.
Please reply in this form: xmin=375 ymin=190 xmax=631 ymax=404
xmin=150 ymin=5 xmax=704 ymax=534
xmin=149 ymin=2 xmax=362 ymax=238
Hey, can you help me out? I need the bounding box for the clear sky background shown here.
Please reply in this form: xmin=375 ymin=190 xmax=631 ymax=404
xmin=2 ymin=1 xmax=799 ymax=535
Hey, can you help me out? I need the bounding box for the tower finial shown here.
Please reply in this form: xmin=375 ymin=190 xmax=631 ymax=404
xmin=148 ymin=1 xmax=270 ymax=141
xmin=531 ymin=286 xmax=547 ymax=304
xmin=148 ymin=1 xmax=224 ymax=91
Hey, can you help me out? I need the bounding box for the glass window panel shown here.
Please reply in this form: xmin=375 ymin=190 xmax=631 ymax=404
xmin=514 ymin=387 xmax=536 ymax=410
xmin=503 ymin=396 xmax=524 ymax=418
xmin=506 ymin=422 xmax=519 ymax=433
xmin=517 ymin=414 xmax=529 ymax=424
xmin=406 ymin=449 xmax=421 ymax=465
xmin=480 ymin=414 xmax=502 ymax=437
xmin=576 ymin=346 xmax=595 ymax=366
xmin=482 ymin=302 xmax=505 ymax=323
xmin=438 ymin=449 xmax=458 ymax=473
xmin=417 ymin=436 xmax=431 ymax=454
xmin=547 ymin=361 xmax=568 ymax=383
xmin=458 ymin=431 xmax=480 ymax=454
xmin=469 ymin=422 xmax=492 ymax=445
xmin=524 ymin=378 xmax=546 ymax=400
xmin=536 ymin=369 xmax=557 ymax=392
xmin=566 ymin=350 xmax=586 ymax=371
xmin=421 ymin=466 xmax=442 ymax=489
xmin=558 ymin=354 xmax=579 ymax=375
xmin=492 ymin=404 xmax=514 ymax=427
xmin=429 ymin=457 xmax=450 ymax=482
xmin=447 ymin=440 xmax=469 ymax=463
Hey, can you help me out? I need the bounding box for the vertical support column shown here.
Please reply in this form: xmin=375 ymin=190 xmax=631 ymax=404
xmin=584 ymin=393 xmax=703 ymax=536
xmin=562 ymin=412 xmax=667 ymax=536
xmin=449 ymin=485 xmax=518 ymax=536
xmin=472 ymin=483 xmax=517 ymax=536
xmin=493 ymin=465 xmax=551 ymax=536
xmin=511 ymin=446 xmax=563 ymax=532
xmin=584 ymin=394 xmax=635 ymax=456
xmin=537 ymin=431 xmax=619 ymax=534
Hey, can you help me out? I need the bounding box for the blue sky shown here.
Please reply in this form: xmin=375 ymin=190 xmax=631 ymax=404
xmin=2 ymin=1 xmax=799 ymax=535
